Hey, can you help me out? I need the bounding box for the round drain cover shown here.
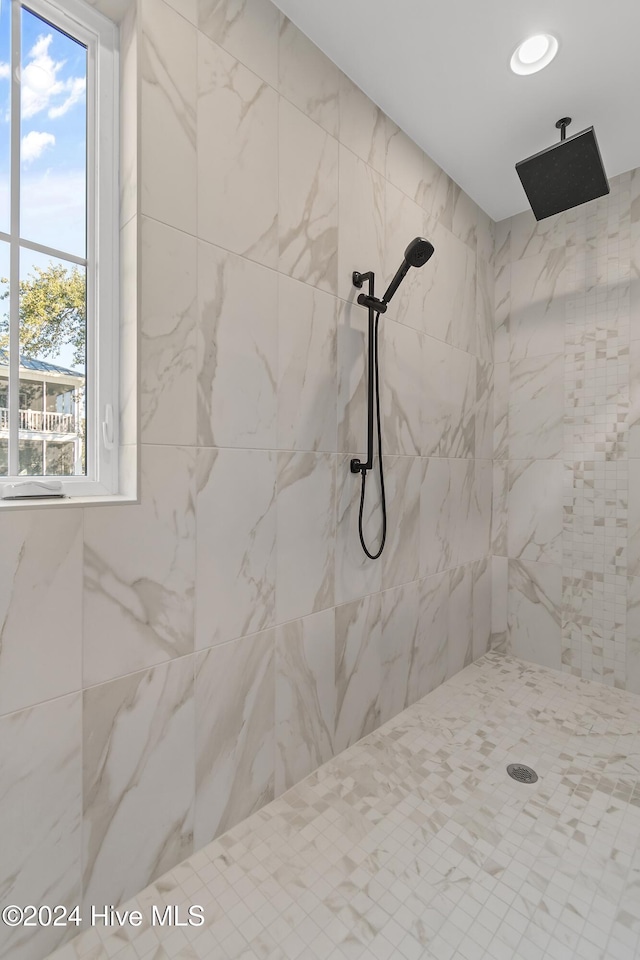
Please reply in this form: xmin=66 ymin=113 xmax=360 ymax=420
xmin=507 ymin=763 xmax=538 ymax=784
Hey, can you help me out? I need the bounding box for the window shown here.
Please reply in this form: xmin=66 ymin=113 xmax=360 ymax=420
xmin=0 ymin=0 xmax=118 ymax=498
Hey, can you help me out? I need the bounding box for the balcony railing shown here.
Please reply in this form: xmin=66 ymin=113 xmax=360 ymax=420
xmin=0 ymin=407 xmax=76 ymax=433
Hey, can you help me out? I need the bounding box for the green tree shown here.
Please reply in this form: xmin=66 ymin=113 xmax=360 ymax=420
xmin=0 ymin=263 xmax=86 ymax=366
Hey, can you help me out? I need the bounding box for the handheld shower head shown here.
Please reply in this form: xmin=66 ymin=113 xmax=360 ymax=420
xmin=382 ymin=236 xmax=435 ymax=304
xmin=404 ymin=236 xmax=435 ymax=269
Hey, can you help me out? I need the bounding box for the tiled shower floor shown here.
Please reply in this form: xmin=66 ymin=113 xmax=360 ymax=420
xmin=49 ymin=653 xmax=640 ymax=960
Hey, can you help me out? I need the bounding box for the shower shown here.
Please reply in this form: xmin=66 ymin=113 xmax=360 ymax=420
xmin=351 ymin=237 xmax=435 ymax=559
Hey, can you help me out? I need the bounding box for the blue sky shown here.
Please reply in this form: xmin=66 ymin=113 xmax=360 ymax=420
xmin=0 ymin=2 xmax=87 ymax=372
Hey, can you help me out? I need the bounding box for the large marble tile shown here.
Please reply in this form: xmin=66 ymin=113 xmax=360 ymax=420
xmin=510 ymin=208 xmax=566 ymax=261
xmin=449 ymin=458 xmax=475 ymax=568
xmin=338 ymin=73 xmax=388 ymax=177
xmin=448 ymin=345 xmax=476 ymax=458
xmin=408 ymin=571 xmax=449 ymax=703
xmin=337 ymin=295 xmax=371 ymax=456
xmin=422 ymin=221 xmax=476 ymax=354
xmin=277 ymin=275 xmax=337 ymax=452
xmin=382 ymin=455 xmax=421 ymax=591
xmin=508 ymin=559 xmax=562 ymax=670
xmin=384 ymin=182 xmax=427 ymax=332
xmin=420 ymin=457 xmax=452 ymax=577
xmin=334 ymin=594 xmax=382 ymax=753
xmin=476 ymin=255 xmax=494 ymax=362
xmin=141 ymin=217 xmax=197 ymax=446
xmin=275 ymin=609 xmax=335 ymax=795
xmin=386 ymin=126 xmax=425 ymax=205
xmin=119 ymin=215 xmax=138 ymax=448
xmin=382 ymin=319 xmax=423 ymax=456
xmin=276 ymin=452 xmax=335 ymax=624
xmin=626 ymin=577 xmax=640 ymax=695
xmin=492 ymin=460 xmax=509 ymax=556
xmin=421 ymin=152 xmax=455 ymax=230
xmin=278 ymin=18 xmax=339 ymax=136
xmin=140 ymin=0 xmax=196 ymax=233
xmin=0 ymin=695 xmax=81 ymax=960
xmin=196 ymin=448 xmax=276 ymax=647
xmin=476 ymin=208 xmax=495 ymax=268
xmin=422 ymin=335 xmax=451 ymax=457
xmin=278 ymin=98 xmax=338 ymax=293
xmin=629 ymin=460 xmax=640 ymax=578
xmin=380 ymin=580 xmax=419 ymax=724
xmin=629 ymin=338 xmax=640 ymax=457
xmin=448 ymin=563 xmax=473 ymax=679
xmin=83 ymin=657 xmax=194 ymax=910
xmin=195 ymin=630 xmax=274 ymax=847
xmin=119 ymin=2 xmax=137 ymax=228
xmin=197 ymin=0 xmax=280 ymax=88
xmin=494 ymin=259 xmax=510 ymax=363
xmin=493 ymin=360 xmax=509 ymax=459
xmin=335 ymin=454 xmax=383 ymax=605
xmin=451 ymin=185 xmax=478 ymax=252
xmin=0 ymin=510 xmax=82 ymax=716
xmin=84 ymin=446 xmax=195 ymax=686
xmin=197 ymin=32 xmax=278 ymax=266
xmin=337 ymin=145 xmax=385 ymax=302
xmin=632 ymin=221 xmax=640 ymax=339
xmin=494 ymin=216 xmax=511 ymax=271
xmin=507 ymin=460 xmax=564 ymax=564
xmin=475 ymin=358 xmax=493 ymax=461
xmin=509 ymin=248 xmax=566 ymax=359
xmin=197 ymin=242 xmax=277 ymax=449
xmin=491 ymin=555 xmax=508 ymax=641
xmin=472 ymin=557 xmax=492 ymax=661
xmin=509 ymin=354 xmax=564 ymax=460
xmin=470 ymin=459 xmax=492 ymax=562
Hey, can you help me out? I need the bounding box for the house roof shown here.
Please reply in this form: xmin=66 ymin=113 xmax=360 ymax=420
xmin=0 ymin=348 xmax=84 ymax=379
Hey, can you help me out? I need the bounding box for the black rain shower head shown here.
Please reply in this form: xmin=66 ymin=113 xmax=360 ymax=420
xmin=516 ymin=118 xmax=609 ymax=221
xmin=382 ymin=237 xmax=435 ymax=305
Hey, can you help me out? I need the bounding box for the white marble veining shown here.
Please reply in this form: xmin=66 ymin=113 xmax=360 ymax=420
xmin=277 ymin=275 xmax=337 ymax=452
xmin=275 ymin=609 xmax=335 ymax=794
xmin=278 ymin=98 xmax=338 ymax=293
xmin=334 ymin=453 xmax=383 ymax=605
xmin=334 ymin=593 xmax=381 ymax=754
xmin=47 ymin=654 xmax=640 ymax=960
xmin=197 ymin=31 xmax=278 ymax=266
xmin=276 ymin=452 xmax=335 ymax=624
xmin=337 ymin=145 xmax=385 ymax=302
xmin=338 ymin=73 xmax=388 ymax=177
xmin=507 ymin=459 xmax=564 ymax=564
xmin=197 ymin=241 xmax=278 ymax=449
xmin=0 ymin=510 xmax=82 ymax=716
xmin=380 ymin=579 xmax=419 ymax=723
xmin=140 ymin=0 xmax=196 ymax=234
xmin=509 ymin=248 xmax=566 ymax=359
xmin=195 ymin=448 xmax=276 ymax=648
xmin=508 ymin=353 xmax=564 ymax=460
xmin=141 ymin=217 xmax=197 ymax=446
xmin=508 ymin=559 xmax=562 ymax=670
xmin=83 ymin=445 xmax=195 ymax=686
xmin=382 ymin=319 xmax=422 ymax=457
xmin=1 ymin=695 xmax=81 ymax=960
xmin=278 ymin=17 xmax=339 ymax=137
xmin=198 ymin=0 xmax=281 ymax=88
xmin=382 ymin=455 xmax=421 ymax=591
xmin=82 ymin=657 xmax=194 ymax=911
xmin=195 ymin=630 xmax=274 ymax=847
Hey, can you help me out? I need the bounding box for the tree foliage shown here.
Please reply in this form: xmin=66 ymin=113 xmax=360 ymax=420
xmin=0 ymin=263 xmax=86 ymax=366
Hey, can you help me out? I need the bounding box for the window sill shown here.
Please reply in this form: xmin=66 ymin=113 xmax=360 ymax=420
xmin=0 ymin=493 xmax=138 ymax=511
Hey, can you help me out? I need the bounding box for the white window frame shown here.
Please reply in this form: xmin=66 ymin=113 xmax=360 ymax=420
xmin=0 ymin=0 xmax=119 ymax=499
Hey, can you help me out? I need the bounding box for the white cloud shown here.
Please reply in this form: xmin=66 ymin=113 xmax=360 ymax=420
xmin=20 ymin=33 xmax=86 ymax=121
xmin=0 ymin=63 xmax=10 ymax=80
xmin=49 ymin=76 xmax=86 ymax=119
xmin=21 ymin=130 xmax=56 ymax=163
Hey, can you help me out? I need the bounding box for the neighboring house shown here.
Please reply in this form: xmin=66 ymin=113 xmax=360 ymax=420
xmin=0 ymin=348 xmax=85 ymax=476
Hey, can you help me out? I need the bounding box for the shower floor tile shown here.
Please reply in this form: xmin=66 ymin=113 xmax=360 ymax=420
xmin=47 ymin=653 xmax=640 ymax=960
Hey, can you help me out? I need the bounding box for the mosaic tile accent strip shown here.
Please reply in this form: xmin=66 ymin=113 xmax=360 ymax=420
xmin=47 ymin=653 xmax=640 ymax=960
xmin=562 ymin=173 xmax=632 ymax=685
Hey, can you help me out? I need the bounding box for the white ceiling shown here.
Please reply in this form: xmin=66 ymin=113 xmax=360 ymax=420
xmin=270 ymin=0 xmax=640 ymax=221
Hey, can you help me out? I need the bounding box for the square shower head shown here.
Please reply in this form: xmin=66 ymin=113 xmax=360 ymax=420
xmin=516 ymin=126 xmax=609 ymax=221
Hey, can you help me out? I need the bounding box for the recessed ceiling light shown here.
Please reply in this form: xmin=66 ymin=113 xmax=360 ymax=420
xmin=510 ymin=34 xmax=558 ymax=75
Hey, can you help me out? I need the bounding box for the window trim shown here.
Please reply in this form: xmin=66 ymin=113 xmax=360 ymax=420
xmin=0 ymin=0 xmax=120 ymax=499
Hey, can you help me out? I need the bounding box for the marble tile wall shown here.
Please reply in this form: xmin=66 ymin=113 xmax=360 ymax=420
xmin=0 ymin=1 xmax=495 ymax=958
xmin=492 ymin=167 xmax=640 ymax=696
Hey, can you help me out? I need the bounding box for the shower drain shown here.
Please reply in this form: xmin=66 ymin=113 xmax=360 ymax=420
xmin=507 ymin=763 xmax=538 ymax=784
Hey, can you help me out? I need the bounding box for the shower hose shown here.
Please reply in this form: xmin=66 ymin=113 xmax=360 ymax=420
xmin=357 ymin=310 xmax=387 ymax=560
